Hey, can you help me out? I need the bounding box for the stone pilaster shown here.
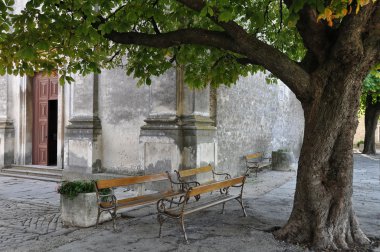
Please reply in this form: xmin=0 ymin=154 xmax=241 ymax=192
xmin=140 ymin=67 xmax=217 ymax=174
xmin=64 ymin=74 xmax=102 ymax=177
xmin=0 ymin=75 xmax=15 ymax=169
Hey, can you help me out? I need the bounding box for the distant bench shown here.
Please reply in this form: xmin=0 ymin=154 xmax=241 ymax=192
xmin=245 ymin=152 xmax=271 ymax=176
xmin=94 ymin=172 xmax=186 ymax=230
xmin=157 ymin=176 xmax=247 ymax=243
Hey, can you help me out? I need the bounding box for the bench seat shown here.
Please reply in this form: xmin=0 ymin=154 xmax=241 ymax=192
xmin=164 ymin=194 xmax=240 ymax=216
xmin=100 ymin=190 xmax=184 ymax=209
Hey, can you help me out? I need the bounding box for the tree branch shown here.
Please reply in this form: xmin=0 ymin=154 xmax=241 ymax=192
xmin=150 ymin=17 xmax=161 ymax=34
xmin=235 ymin=57 xmax=258 ymax=65
xmin=104 ymin=28 xmax=242 ymax=53
xmin=176 ymin=0 xmax=312 ymax=102
xmin=296 ymin=7 xmax=333 ymax=64
xmin=332 ymin=2 xmax=380 ymax=72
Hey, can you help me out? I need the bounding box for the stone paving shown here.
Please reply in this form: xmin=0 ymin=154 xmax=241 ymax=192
xmin=0 ymin=177 xmax=76 ymax=251
xmin=0 ymin=153 xmax=378 ymax=251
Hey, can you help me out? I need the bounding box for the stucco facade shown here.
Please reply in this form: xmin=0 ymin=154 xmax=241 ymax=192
xmin=0 ymin=0 xmax=307 ymax=178
xmin=0 ymin=66 xmax=306 ymax=179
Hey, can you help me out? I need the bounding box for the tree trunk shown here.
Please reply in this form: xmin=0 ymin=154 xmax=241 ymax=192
xmin=362 ymin=94 xmax=380 ymax=154
xmin=274 ymin=68 xmax=371 ymax=250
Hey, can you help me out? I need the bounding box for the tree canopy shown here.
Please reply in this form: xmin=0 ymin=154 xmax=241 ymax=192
xmin=361 ymin=71 xmax=380 ymax=113
xmin=0 ymin=0 xmax=377 ymax=87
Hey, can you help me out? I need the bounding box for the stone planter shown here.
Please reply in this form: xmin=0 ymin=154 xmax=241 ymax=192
xmin=61 ymin=192 xmax=111 ymax=227
xmin=359 ymin=143 xmax=364 ymax=152
xmin=272 ymin=151 xmax=296 ymax=171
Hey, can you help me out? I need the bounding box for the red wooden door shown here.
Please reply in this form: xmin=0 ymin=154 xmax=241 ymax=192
xmin=33 ymin=73 xmax=58 ymax=165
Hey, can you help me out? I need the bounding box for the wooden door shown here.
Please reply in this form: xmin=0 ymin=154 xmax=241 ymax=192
xmin=33 ymin=72 xmax=58 ymax=165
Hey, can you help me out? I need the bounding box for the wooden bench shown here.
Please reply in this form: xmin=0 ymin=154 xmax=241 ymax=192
xmin=94 ymin=172 xmax=186 ymax=230
xmin=245 ymin=152 xmax=271 ymax=176
xmin=175 ymin=164 xmax=231 ymax=188
xmin=157 ymin=176 xmax=247 ymax=243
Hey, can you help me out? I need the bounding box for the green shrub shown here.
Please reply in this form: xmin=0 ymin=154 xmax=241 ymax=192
xmin=356 ymin=140 xmax=364 ymax=148
xmin=57 ymin=180 xmax=95 ymax=199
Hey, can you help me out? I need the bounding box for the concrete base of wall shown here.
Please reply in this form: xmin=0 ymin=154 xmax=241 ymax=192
xmin=0 ymin=120 xmax=14 ymax=169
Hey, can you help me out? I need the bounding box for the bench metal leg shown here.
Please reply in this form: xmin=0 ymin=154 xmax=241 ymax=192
xmin=179 ymin=216 xmax=189 ymax=244
xmin=221 ymin=202 xmax=226 ymax=214
xmin=157 ymin=214 xmax=165 ymax=238
xmin=112 ymin=206 xmax=117 ymax=231
xmin=235 ymin=197 xmax=247 ymax=217
xmin=96 ymin=208 xmax=101 ymax=228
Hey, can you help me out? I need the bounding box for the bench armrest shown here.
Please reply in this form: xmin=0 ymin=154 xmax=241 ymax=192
xmin=246 ymin=160 xmax=260 ymax=166
xmin=167 ymin=171 xmax=200 ymax=191
xmin=231 ymin=177 xmax=246 ymax=196
xmin=212 ymin=170 xmax=231 ymax=179
xmin=97 ymin=193 xmax=117 ymax=209
xmin=171 ymin=179 xmax=200 ymax=191
xmin=157 ymin=196 xmax=186 ymax=213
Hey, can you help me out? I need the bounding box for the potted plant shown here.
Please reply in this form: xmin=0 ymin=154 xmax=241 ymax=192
xmin=271 ymin=149 xmax=296 ymax=171
xmin=58 ymin=180 xmax=111 ymax=227
xmin=356 ymin=140 xmax=365 ymax=152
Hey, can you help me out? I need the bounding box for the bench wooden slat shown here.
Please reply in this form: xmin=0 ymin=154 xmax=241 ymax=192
xmin=188 ymin=176 xmax=245 ymax=197
xmin=177 ymin=165 xmax=213 ymax=178
xmin=245 ymin=152 xmax=263 ymax=160
xmin=165 ymin=194 xmax=237 ymax=216
xmin=96 ymin=172 xmax=169 ymax=189
xmin=100 ymin=190 xmax=183 ymax=209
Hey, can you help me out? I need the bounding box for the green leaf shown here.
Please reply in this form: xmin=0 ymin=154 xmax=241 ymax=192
xmin=36 ymin=41 xmax=49 ymax=50
xmin=18 ymin=47 xmax=36 ymax=60
xmin=207 ymin=6 xmax=214 ymax=16
xmin=200 ymin=6 xmax=208 ymax=17
xmin=218 ymin=11 xmax=233 ymax=22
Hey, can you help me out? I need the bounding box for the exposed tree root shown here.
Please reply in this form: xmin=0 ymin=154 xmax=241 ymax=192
xmin=274 ymin=212 xmax=371 ymax=250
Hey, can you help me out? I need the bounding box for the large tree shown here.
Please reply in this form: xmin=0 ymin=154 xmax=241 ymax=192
xmin=0 ymin=0 xmax=379 ymax=249
xmin=361 ymin=72 xmax=380 ymax=154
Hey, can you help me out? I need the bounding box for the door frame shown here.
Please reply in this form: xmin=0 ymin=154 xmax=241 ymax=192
xmin=32 ymin=72 xmax=59 ymax=165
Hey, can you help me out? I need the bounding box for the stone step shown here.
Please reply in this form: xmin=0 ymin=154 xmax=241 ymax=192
xmin=9 ymin=165 xmax=63 ymax=174
xmin=0 ymin=172 xmax=61 ymax=183
xmin=0 ymin=168 xmax=62 ymax=180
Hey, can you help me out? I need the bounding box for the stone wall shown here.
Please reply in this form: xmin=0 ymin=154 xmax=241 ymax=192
xmin=98 ymin=69 xmax=150 ymax=174
xmin=216 ymin=73 xmax=304 ymax=176
xmin=353 ymin=116 xmax=380 ymax=146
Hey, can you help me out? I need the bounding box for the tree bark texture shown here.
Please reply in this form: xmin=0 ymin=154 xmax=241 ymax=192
xmin=362 ymin=94 xmax=380 ymax=154
xmin=274 ymin=67 xmax=371 ymax=250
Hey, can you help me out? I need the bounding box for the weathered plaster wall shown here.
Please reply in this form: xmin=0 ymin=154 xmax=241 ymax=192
xmin=98 ymin=68 xmax=150 ymax=173
xmin=216 ymin=73 xmax=304 ymax=176
xmin=353 ymin=116 xmax=380 ymax=146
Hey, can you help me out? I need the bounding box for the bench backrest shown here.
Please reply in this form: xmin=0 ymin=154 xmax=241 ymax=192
xmin=187 ymin=176 xmax=246 ymax=197
xmin=95 ymin=172 xmax=170 ymax=190
xmin=245 ymin=152 xmax=264 ymax=161
xmin=176 ymin=165 xmax=213 ymax=178
xmin=176 ymin=165 xmax=215 ymax=185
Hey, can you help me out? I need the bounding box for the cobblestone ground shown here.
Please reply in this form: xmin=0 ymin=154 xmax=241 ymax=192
xmin=0 ymin=178 xmax=77 ymax=251
xmin=0 ymin=153 xmax=378 ymax=252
